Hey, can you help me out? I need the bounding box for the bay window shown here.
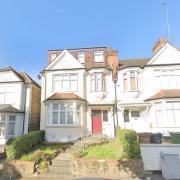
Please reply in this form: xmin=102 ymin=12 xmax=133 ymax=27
xmin=48 ymin=102 xmax=81 ymax=126
xmin=52 ymin=73 xmax=78 ymax=92
xmin=90 ymin=73 xmax=106 ymax=92
xmin=123 ymin=71 xmax=138 ymax=91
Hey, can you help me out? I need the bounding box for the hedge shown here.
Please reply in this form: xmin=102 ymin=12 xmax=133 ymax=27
xmin=6 ymin=130 xmax=45 ymax=160
xmin=117 ymin=128 xmax=141 ymax=159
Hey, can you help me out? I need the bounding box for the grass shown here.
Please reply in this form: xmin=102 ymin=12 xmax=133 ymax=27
xmin=20 ymin=144 xmax=65 ymax=161
xmin=82 ymin=140 xmax=123 ymax=160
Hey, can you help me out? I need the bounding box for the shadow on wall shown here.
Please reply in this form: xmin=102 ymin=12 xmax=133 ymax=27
xmin=117 ymin=160 xmax=144 ymax=178
xmin=0 ymin=159 xmax=22 ymax=179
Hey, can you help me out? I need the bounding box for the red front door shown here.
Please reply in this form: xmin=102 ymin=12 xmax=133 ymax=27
xmin=92 ymin=110 xmax=102 ymax=134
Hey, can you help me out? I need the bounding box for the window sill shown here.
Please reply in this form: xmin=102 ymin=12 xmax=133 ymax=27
xmin=46 ymin=125 xmax=82 ymax=128
xmin=123 ymin=90 xmax=139 ymax=93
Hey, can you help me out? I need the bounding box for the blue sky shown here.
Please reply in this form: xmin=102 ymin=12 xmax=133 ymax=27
xmin=0 ymin=0 xmax=180 ymax=81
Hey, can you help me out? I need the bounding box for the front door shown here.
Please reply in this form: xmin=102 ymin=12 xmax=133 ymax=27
xmin=92 ymin=110 xmax=102 ymax=134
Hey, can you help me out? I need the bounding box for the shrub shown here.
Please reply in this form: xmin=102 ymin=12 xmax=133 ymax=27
xmin=118 ymin=128 xmax=141 ymax=159
xmin=39 ymin=160 xmax=48 ymax=173
xmin=6 ymin=130 xmax=45 ymax=160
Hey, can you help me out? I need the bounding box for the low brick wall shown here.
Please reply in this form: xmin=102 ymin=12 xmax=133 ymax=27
xmin=1 ymin=160 xmax=35 ymax=177
xmin=72 ymin=159 xmax=144 ymax=178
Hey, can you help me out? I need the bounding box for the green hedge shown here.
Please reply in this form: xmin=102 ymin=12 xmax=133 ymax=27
xmin=6 ymin=130 xmax=45 ymax=160
xmin=117 ymin=128 xmax=141 ymax=159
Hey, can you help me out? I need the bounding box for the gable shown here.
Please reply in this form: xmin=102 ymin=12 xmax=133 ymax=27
xmin=148 ymin=43 xmax=180 ymax=65
xmin=46 ymin=50 xmax=84 ymax=70
xmin=0 ymin=70 xmax=22 ymax=82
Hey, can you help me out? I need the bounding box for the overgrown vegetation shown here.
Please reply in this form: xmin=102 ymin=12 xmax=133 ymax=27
xmin=117 ymin=128 xmax=141 ymax=159
xmin=6 ymin=130 xmax=45 ymax=160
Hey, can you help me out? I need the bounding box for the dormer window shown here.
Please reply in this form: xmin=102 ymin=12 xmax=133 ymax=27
xmin=123 ymin=71 xmax=138 ymax=91
xmin=94 ymin=51 xmax=104 ymax=62
xmin=50 ymin=53 xmax=57 ymax=61
xmin=78 ymin=52 xmax=85 ymax=63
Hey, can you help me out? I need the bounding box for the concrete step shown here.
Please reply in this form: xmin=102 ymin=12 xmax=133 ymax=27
xmin=38 ymin=172 xmax=73 ymax=178
xmin=51 ymin=159 xmax=72 ymax=166
xmin=48 ymin=167 xmax=72 ymax=175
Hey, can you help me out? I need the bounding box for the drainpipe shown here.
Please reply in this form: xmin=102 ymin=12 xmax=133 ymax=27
xmin=22 ymin=84 xmax=27 ymax=135
xmin=113 ymin=80 xmax=118 ymax=137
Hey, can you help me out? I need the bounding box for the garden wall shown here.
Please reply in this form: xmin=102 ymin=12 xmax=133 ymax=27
xmin=72 ymin=159 xmax=144 ymax=178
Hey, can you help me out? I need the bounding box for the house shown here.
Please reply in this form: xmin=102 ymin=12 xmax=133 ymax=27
xmin=0 ymin=66 xmax=41 ymax=144
xmin=40 ymin=47 xmax=118 ymax=142
xmin=117 ymin=38 xmax=180 ymax=135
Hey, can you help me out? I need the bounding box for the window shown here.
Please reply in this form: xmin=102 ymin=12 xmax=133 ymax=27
xmin=123 ymin=71 xmax=138 ymax=91
xmin=0 ymin=116 xmax=5 ymax=137
xmin=48 ymin=103 xmax=80 ymax=125
xmin=94 ymin=51 xmax=104 ymax=62
xmin=155 ymin=103 xmax=163 ymax=126
xmin=0 ymin=87 xmax=15 ymax=104
xmin=8 ymin=116 xmax=15 ymax=136
xmin=123 ymin=73 xmax=128 ymax=91
xmin=131 ymin=111 xmax=140 ymax=118
xmin=103 ymin=110 xmax=108 ymax=122
xmin=90 ymin=73 xmax=106 ymax=92
xmin=166 ymin=102 xmax=180 ymax=126
xmin=155 ymin=69 xmax=180 ymax=89
xmin=124 ymin=110 xmax=129 ymax=122
xmin=50 ymin=53 xmax=57 ymax=61
xmin=78 ymin=52 xmax=85 ymax=63
xmin=52 ymin=73 xmax=78 ymax=92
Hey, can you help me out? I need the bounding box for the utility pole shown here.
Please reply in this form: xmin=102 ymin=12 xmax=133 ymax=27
xmin=162 ymin=0 xmax=171 ymax=42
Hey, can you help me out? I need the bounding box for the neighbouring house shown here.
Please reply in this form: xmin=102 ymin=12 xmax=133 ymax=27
xmin=0 ymin=66 xmax=41 ymax=144
xmin=117 ymin=38 xmax=180 ymax=135
xmin=40 ymin=47 xmax=118 ymax=142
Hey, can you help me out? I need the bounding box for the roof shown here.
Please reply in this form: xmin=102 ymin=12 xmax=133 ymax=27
xmin=145 ymin=89 xmax=180 ymax=101
xmin=0 ymin=66 xmax=40 ymax=89
xmin=46 ymin=92 xmax=86 ymax=101
xmin=0 ymin=104 xmax=23 ymax=113
xmin=118 ymin=58 xmax=150 ymax=70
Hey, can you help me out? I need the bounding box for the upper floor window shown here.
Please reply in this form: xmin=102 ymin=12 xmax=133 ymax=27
xmin=155 ymin=69 xmax=180 ymax=89
xmin=50 ymin=53 xmax=57 ymax=61
xmin=0 ymin=87 xmax=15 ymax=104
xmin=94 ymin=51 xmax=104 ymax=62
xmin=90 ymin=73 xmax=106 ymax=92
xmin=52 ymin=73 xmax=78 ymax=92
xmin=123 ymin=71 xmax=138 ymax=91
xmin=78 ymin=52 xmax=85 ymax=63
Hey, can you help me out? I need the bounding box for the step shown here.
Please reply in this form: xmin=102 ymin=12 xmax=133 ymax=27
xmin=51 ymin=159 xmax=72 ymax=166
xmin=38 ymin=172 xmax=73 ymax=178
xmin=48 ymin=167 xmax=72 ymax=175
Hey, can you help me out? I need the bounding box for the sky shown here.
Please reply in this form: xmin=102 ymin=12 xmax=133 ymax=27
xmin=0 ymin=0 xmax=180 ymax=81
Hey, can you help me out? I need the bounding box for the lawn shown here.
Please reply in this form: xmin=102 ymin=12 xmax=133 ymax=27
xmin=20 ymin=144 xmax=65 ymax=161
xmin=82 ymin=140 xmax=123 ymax=160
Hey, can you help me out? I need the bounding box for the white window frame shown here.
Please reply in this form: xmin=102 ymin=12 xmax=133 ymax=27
xmin=123 ymin=71 xmax=138 ymax=92
xmin=0 ymin=115 xmax=5 ymax=137
xmin=52 ymin=73 xmax=78 ymax=92
xmin=78 ymin=52 xmax=85 ymax=63
xmin=8 ymin=115 xmax=16 ymax=137
xmin=47 ymin=102 xmax=81 ymax=126
xmin=94 ymin=51 xmax=104 ymax=62
xmin=90 ymin=72 xmax=106 ymax=92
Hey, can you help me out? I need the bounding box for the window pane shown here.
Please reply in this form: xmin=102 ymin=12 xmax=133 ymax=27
xmin=67 ymin=111 xmax=73 ymax=124
xmin=70 ymin=80 xmax=77 ymax=91
xmin=8 ymin=122 xmax=15 ymax=136
xmin=124 ymin=110 xmax=129 ymax=122
xmin=130 ymin=77 xmax=136 ymax=90
xmin=94 ymin=51 xmax=104 ymax=62
xmin=60 ymin=103 xmax=66 ymax=110
xmin=78 ymin=52 xmax=85 ymax=63
xmin=123 ymin=79 xmax=128 ymax=91
xmin=53 ymin=112 xmax=58 ymax=124
xmin=0 ymin=122 xmax=5 ymax=136
xmin=53 ymin=104 xmax=59 ymax=110
xmin=103 ymin=110 xmax=108 ymax=122
xmin=9 ymin=116 xmax=15 ymax=121
xmin=60 ymin=112 xmax=66 ymax=124
xmin=131 ymin=111 xmax=139 ymax=117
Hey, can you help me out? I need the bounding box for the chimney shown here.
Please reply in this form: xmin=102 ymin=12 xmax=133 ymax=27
xmin=106 ymin=48 xmax=119 ymax=81
xmin=152 ymin=37 xmax=168 ymax=54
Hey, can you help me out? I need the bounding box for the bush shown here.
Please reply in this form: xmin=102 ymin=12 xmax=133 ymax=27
xmin=118 ymin=128 xmax=141 ymax=159
xmin=6 ymin=130 xmax=45 ymax=160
